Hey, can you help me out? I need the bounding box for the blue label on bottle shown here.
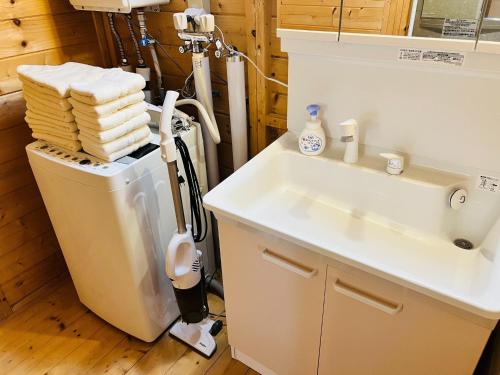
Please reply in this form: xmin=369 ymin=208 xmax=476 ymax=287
xmin=299 ymin=135 xmax=322 ymax=153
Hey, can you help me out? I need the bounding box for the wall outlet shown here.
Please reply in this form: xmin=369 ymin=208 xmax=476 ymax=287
xmin=187 ymin=0 xmax=210 ymax=12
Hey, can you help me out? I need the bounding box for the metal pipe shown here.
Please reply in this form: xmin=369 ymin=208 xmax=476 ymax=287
xmin=124 ymin=14 xmax=145 ymax=66
xmin=476 ymin=0 xmax=490 ymax=48
xmin=149 ymin=44 xmax=163 ymax=97
xmin=107 ymin=12 xmax=128 ymax=67
xmin=167 ymin=161 xmax=187 ymax=234
xmin=137 ymin=8 xmax=164 ymax=103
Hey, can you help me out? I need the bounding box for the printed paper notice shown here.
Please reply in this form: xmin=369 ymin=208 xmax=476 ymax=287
xmin=398 ymin=48 xmax=423 ymax=62
xmin=442 ymin=19 xmax=478 ymax=39
xmin=477 ymin=175 xmax=500 ymax=194
xmin=422 ymin=51 xmax=465 ymax=66
xmin=398 ymin=49 xmax=465 ymax=66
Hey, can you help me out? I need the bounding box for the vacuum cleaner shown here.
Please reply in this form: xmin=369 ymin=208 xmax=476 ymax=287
xmin=160 ymin=90 xmax=222 ymax=357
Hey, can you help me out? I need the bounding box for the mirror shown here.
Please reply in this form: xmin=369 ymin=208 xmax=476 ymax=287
xmin=477 ymin=0 xmax=500 ymax=42
xmin=337 ymin=0 xmax=487 ymax=42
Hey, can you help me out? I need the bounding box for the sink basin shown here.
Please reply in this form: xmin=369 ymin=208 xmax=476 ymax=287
xmin=204 ymin=132 xmax=500 ymax=319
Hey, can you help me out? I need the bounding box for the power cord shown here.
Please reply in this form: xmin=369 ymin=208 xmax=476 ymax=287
xmin=174 ymin=136 xmax=207 ymax=243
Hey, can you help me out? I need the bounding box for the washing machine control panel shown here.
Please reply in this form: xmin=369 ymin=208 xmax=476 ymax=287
xmin=29 ymin=142 xmax=125 ymax=175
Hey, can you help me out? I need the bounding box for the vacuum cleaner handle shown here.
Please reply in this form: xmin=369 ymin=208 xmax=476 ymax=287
xmin=166 ymin=227 xmax=202 ymax=290
xmin=160 ymin=90 xmax=180 ymax=163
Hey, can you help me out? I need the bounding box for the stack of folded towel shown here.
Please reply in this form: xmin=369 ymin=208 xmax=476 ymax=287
xmin=69 ymin=71 xmax=151 ymax=161
xmin=17 ymin=62 xmax=152 ymax=161
xmin=17 ymin=63 xmax=98 ymax=152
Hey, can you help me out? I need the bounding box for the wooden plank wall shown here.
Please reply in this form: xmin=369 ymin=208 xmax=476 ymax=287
xmin=99 ymin=0 xmax=412 ymax=160
xmin=100 ymin=0 xmax=253 ymax=178
xmin=0 ymin=0 xmax=103 ymax=318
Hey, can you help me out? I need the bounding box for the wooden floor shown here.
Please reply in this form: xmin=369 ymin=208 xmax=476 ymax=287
xmin=0 ymin=277 xmax=258 ymax=375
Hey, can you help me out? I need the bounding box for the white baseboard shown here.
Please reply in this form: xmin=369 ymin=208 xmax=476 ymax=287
xmin=231 ymin=346 xmax=278 ymax=375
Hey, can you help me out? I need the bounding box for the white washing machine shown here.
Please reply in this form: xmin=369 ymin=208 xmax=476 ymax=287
xmin=26 ymin=123 xmax=214 ymax=342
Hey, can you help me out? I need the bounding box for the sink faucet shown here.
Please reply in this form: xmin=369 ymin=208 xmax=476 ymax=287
xmin=340 ymin=119 xmax=359 ymax=164
xmin=380 ymin=153 xmax=405 ymax=175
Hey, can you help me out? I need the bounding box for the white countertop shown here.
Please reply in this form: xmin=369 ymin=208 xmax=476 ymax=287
xmin=204 ymin=133 xmax=500 ymax=320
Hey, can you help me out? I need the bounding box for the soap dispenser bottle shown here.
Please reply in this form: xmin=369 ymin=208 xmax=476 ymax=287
xmin=299 ymin=104 xmax=326 ymax=156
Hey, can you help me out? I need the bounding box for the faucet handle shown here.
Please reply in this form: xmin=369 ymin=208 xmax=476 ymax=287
xmin=380 ymin=153 xmax=404 ymax=175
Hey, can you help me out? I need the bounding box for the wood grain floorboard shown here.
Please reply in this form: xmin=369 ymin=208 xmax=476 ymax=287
xmin=0 ymin=278 xmax=257 ymax=375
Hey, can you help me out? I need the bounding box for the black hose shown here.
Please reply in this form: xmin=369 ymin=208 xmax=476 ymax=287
xmin=123 ymin=14 xmax=145 ymax=66
xmin=174 ymin=136 xmax=207 ymax=243
xmin=107 ymin=13 xmax=128 ymax=66
xmin=206 ymin=276 xmax=224 ymax=300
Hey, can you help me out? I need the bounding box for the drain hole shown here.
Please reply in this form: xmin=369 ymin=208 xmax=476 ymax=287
xmin=453 ymin=238 xmax=474 ymax=250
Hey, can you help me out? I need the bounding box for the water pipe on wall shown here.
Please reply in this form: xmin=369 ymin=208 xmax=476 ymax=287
xmin=107 ymin=12 xmax=132 ymax=71
xmin=226 ymin=53 xmax=248 ymax=170
xmin=137 ymin=8 xmax=164 ymax=104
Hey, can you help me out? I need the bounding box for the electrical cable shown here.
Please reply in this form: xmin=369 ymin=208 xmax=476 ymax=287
xmin=180 ymin=71 xmax=196 ymax=98
xmin=124 ymin=14 xmax=145 ymax=66
xmin=214 ymin=25 xmax=289 ymax=89
xmin=107 ymin=13 xmax=128 ymax=67
xmin=154 ymin=39 xmax=190 ymax=76
xmin=174 ymin=136 xmax=207 ymax=243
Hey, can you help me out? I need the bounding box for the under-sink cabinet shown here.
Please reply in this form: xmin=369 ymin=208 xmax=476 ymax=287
xmin=218 ymin=219 xmax=326 ymax=375
xmin=218 ymin=220 xmax=495 ymax=375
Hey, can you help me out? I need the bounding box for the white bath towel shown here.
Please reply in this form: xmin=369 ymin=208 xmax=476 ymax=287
xmin=78 ymin=112 xmax=151 ymax=143
xmin=73 ymin=102 xmax=147 ymax=130
xmin=25 ymin=116 xmax=78 ymax=132
xmin=78 ymin=126 xmax=151 ymax=154
xmin=68 ymin=91 xmax=145 ymax=118
xmin=70 ymin=70 xmax=145 ymax=105
xmin=26 ymin=110 xmax=77 ymax=126
xmin=17 ymin=62 xmax=106 ymax=98
xmin=28 ymin=124 xmax=79 ymax=140
xmin=82 ymin=135 xmax=151 ymax=162
xmin=31 ymin=133 xmax=82 ymax=152
xmin=26 ymin=108 xmax=74 ymax=123
xmin=22 ymin=85 xmax=72 ymax=110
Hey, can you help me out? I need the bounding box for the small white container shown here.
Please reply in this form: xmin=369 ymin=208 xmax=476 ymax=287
xmin=299 ymin=104 xmax=326 ymax=156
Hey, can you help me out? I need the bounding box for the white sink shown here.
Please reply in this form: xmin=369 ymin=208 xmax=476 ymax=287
xmin=204 ymin=132 xmax=500 ymax=319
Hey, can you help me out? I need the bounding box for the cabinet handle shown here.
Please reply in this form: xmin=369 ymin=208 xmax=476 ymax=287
xmin=333 ymin=280 xmax=403 ymax=315
xmin=261 ymin=249 xmax=318 ymax=279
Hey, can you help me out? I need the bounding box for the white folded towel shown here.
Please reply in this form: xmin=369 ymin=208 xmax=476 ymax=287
xmin=22 ymin=85 xmax=72 ymax=111
xmin=78 ymin=126 xmax=151 ymax=154
xmin=25 ymin=115 xmax=78 ymax=132
xmin=82 ymin=135 xmax=151 ymax=162
xmin=31 ymin=133 xmax=82 ymax=152
xmin=28 ymin=124 xmax=79 ymax=140
xmin=26 ymin=109 xmax=77 ymax=126
xmin=70 ymin=70 xmax=145 ymax=105
xmin=73 ymin=102 xmax=147 ymax=130
xmin=68 ymin=91 xmax=145 ymax=118
xmin=78 ymin=112 xmax=151 ymax=143
xmin=26 ymin=108 xmax=74 ymax=123
xmin=17 ymin=62 xmax=104 ymax=98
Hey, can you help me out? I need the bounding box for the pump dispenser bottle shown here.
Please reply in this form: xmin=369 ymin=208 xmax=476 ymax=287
xmin=299 ymin=104 xmax=326 ymax=156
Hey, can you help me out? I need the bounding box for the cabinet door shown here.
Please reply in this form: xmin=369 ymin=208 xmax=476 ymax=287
xmin=319 ymin=262 xmax=492 ymax=375
xmin=218 ymin=221 xmax=326 ymax=375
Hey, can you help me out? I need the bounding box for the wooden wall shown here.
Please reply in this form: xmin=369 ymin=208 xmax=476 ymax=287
xmin=0 ymin=0 xmax=103 ymax=318
xmin=99 ymin=0 xmax=412 ymax=159
xmin=98 ymin=0 xmax=255 ymax=178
